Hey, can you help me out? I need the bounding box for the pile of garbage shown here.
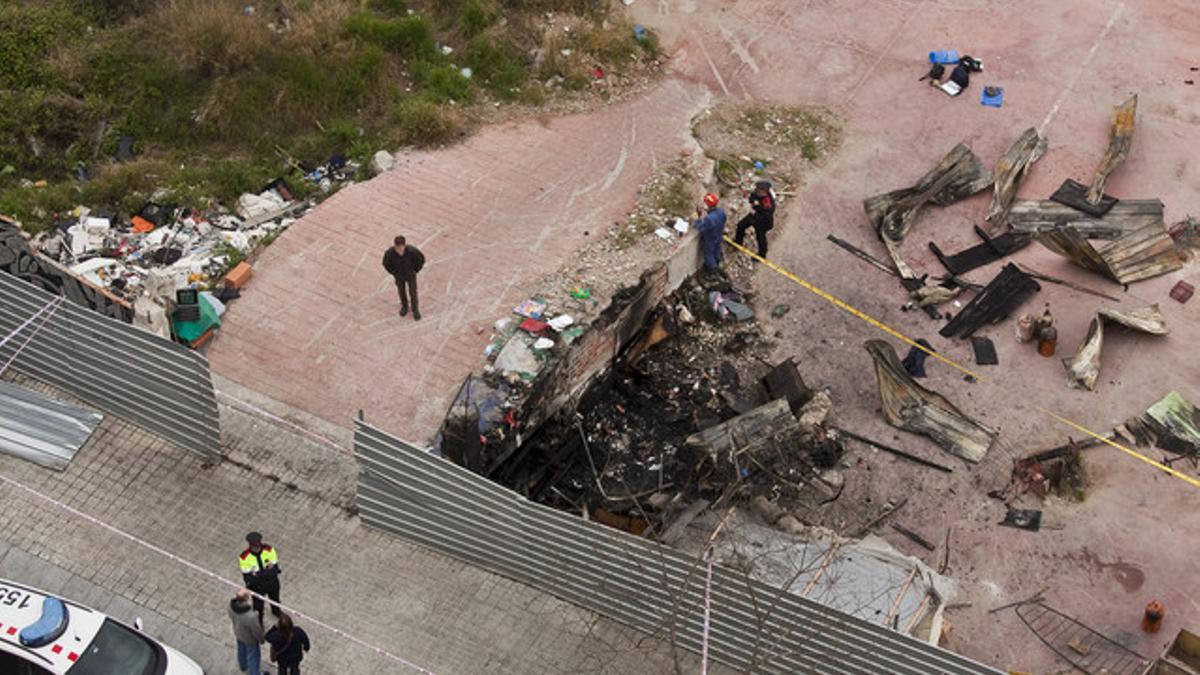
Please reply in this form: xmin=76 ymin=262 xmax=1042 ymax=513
xmin=23 ymin=155 xmax=360 ymax=309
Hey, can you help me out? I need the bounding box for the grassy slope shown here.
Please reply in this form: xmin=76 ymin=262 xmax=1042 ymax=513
xmin=0 ymin=0 xmax=658 ymax=230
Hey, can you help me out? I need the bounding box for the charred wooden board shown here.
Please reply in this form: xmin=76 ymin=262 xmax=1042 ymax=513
xmin=1050 ymin=178 xmax=1118 ymax=216
xmin=940 ymin=263 xmax=1040 ymax=339
xmin=1007 ymin=199 xmax=1163 ymax=238
xmin=928 ymin=225 xmax=1032 ymax=275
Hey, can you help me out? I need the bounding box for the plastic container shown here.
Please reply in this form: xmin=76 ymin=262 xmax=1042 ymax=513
xmin=1016 ymin=314 xmax=1036 ymax=343
xmin=1143 ymin=601 xmax=1165 ymax=633
xmin=929 ymin=50 xmax=960 ymax=64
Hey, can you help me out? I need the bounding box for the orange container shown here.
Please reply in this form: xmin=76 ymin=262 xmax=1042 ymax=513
xmin=1143 ymin=601 xmax=1165 ymax=633
xmin=224 ymin=261 xmax=253 ymax=290
xmin=131 ymin=216 xmax=155 ymax=233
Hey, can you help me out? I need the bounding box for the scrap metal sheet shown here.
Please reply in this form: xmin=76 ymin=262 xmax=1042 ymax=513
xmin=986 ymin=127 xmax=1046 ymax=229
xmin=865 ymin=143 xmax=993 ymax=242
xmin=1064 ymin=305 xmax=1169 ymax=390
xmin=1087 ymin=95 xmax=1138 ymax=204
xmin=0 ymin=380 xmax=103 ymax=470
xmin=865 ymin=340 xmax=997 ymax=462
xmin=1036 ymin=222 xmax=1182 ymax=284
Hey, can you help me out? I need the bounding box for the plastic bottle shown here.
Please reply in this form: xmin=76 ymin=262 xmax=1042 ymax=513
xmin=929 ymin=50 xmax=960 ymax=65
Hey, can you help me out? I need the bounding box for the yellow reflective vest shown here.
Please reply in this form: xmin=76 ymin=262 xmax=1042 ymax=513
xmin=239 ymin=545 xmax=279 ymax=576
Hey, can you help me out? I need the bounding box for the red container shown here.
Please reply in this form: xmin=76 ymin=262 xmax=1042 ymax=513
xmin=1170 ymin=281 xmax=1194 ymax=304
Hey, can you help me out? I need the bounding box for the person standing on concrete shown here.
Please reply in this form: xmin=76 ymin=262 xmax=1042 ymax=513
xmin=266 ymin=613 xmax=311 ymax=675
xmin=733 ymin=180 xmax=776 ymax=258
xmin=239 ymin=532 xmax=282 ymax=624
xmin=382 ymin=235 xmax=426 ymax=320
xmin=228 ymin=588 xmax=267 ymax=675
xmin=694 ymin=192 xmax=727 ymax=271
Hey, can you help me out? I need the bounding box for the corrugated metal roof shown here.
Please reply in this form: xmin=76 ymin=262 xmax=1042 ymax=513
xmin=0 ymin=379 xmax=103 ymax=470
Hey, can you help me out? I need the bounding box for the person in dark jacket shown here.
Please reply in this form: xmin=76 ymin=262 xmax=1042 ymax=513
xmin=382 ymin=235 xmax=426 ymax=320
xmin=733 ymin=181 xmax=776 ymax=258
xmin=694 ymin=192 xmax=727 ymax=270
xmin=266 ymin=613 xmax=311 ymax=675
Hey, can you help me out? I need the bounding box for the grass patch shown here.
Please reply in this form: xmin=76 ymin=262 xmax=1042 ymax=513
xmin=342 ymin=12 xmax=438 ymax=60
xmin=613 ymin=160 xmax=698 ymax=249
xmin=728 ymin=104 xmax=843 ymax=159
xmin=1 ymin=0 xmax=663 ymax=230
xmin=393 ymin=98 xmax=464 ymax=146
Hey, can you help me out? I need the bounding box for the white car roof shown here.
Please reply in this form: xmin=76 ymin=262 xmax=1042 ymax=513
xmin=0 ymin=579 xmax=106 ymax=674
xmin=1 ymin=578 xmax=204 ymax=675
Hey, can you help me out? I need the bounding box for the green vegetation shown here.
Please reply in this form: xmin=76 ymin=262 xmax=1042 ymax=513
xmin=0 ymin=0 xmax=659 ymax=231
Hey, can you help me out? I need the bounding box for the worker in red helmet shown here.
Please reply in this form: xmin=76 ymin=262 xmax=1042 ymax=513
xmin=694 ymin=192 xmax=726 ymax=270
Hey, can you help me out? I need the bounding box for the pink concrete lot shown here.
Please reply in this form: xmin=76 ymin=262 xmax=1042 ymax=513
xmin=208 ymin=79 xmax=707 ymax=441
xmin=634 ymin=0 xmax=1200 ymax=672
xmin=213 ymin=0 xmax=1199 ymax=671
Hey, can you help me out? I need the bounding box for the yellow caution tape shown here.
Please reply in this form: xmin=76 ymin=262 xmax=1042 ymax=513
xmin=724 ymin=236 xmax=1200 ymax=490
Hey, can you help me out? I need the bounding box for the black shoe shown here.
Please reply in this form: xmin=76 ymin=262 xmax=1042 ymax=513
xmin=413 ymin=310 xmax=422 ymax=321
xmin=400 ymin=306 xmax=409 ymax=317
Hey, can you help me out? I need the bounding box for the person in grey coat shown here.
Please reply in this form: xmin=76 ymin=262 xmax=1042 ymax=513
xmin=229 ymin=588 xmax=267 ymax=675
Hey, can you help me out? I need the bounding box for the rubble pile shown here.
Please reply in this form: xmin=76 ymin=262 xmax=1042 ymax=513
xmin=505 ymin=275 xmax=846 ymax=532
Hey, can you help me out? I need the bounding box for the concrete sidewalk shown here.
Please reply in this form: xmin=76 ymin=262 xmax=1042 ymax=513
xmin=0 ymin=375 xmax=716 ymax=675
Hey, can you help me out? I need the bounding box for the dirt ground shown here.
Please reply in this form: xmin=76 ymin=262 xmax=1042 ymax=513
xmin=629 ymin=0 xmax=1200 ymax=672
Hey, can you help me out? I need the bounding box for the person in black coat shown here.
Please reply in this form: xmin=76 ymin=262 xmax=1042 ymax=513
xmin=733 ymin=181 xmax=777 ymax=258
xmin=382 ymin=235 xmax=426 ymax=320
xmin=266 ymin=613 xmax=311 ymax=675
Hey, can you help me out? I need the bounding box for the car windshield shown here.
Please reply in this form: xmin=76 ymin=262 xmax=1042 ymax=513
xmin=67 ymin=619 xmax=162 ymax=675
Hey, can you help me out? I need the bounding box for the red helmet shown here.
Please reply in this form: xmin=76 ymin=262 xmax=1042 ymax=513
xmin=703 ymin=193 xmax=719 ymax=207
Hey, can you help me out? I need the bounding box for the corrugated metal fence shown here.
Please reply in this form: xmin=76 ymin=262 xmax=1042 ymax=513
xmin=354 ymin=421 xmax=1000 ymax=675
xmin=0 ymin=271 xmax=221 ymax=457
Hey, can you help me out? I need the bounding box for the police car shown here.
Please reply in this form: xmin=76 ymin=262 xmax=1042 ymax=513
xmin=0 ymin=579 xmax=204 ymax=675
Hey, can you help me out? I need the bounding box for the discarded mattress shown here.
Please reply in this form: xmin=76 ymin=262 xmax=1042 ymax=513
xmin=865 ymin=340 xmax=997 ymax=462
xmin=1063 ymin=305 xmax=1168 ymax=390
xmin=864 ymin=143 xmax=994 ymax=242
xmin=1035 ymin=221 xmax=1183 ymax=284
xmin=0 ymin=380 xmax=103 ymax=470
xmin=697 ymin=512 xmax=956 ymax=642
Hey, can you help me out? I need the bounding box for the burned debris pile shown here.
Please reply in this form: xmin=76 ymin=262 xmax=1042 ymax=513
xmin=492 ymin=274 xmax=848 ymax=534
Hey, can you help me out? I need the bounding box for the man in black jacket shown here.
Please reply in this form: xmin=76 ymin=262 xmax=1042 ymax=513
xmin=382 ymin=235 xmax=426 ymax=320
xmin=733 ymin=181 xmax=777 ymax=258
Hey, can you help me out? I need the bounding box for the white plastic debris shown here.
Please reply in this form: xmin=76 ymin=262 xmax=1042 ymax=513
xmin=236 ymin=192 xmax=281 ymax=220
xmin=547 ymin=314 xmax=574 ymax=331
xmin=83 ymin=216 xmax=110 ymax=232
xmin=533 ymin=337 xmax=555 ymax=350
xmin=440 ymin=45 xmax=454 ymax=55
xmin=371 ymin=150 xmax=396 ymax=174
xmin=460 ymin=67 xmax=472 ymax=79
xmin=655 ymin=227 xmax=673 ymax=240
xmin=672 ymin=217 xmax=689 ymax=235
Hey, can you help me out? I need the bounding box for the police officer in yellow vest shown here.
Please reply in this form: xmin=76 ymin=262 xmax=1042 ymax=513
xmin=239 ymin=532 xmax=282 ymax=624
